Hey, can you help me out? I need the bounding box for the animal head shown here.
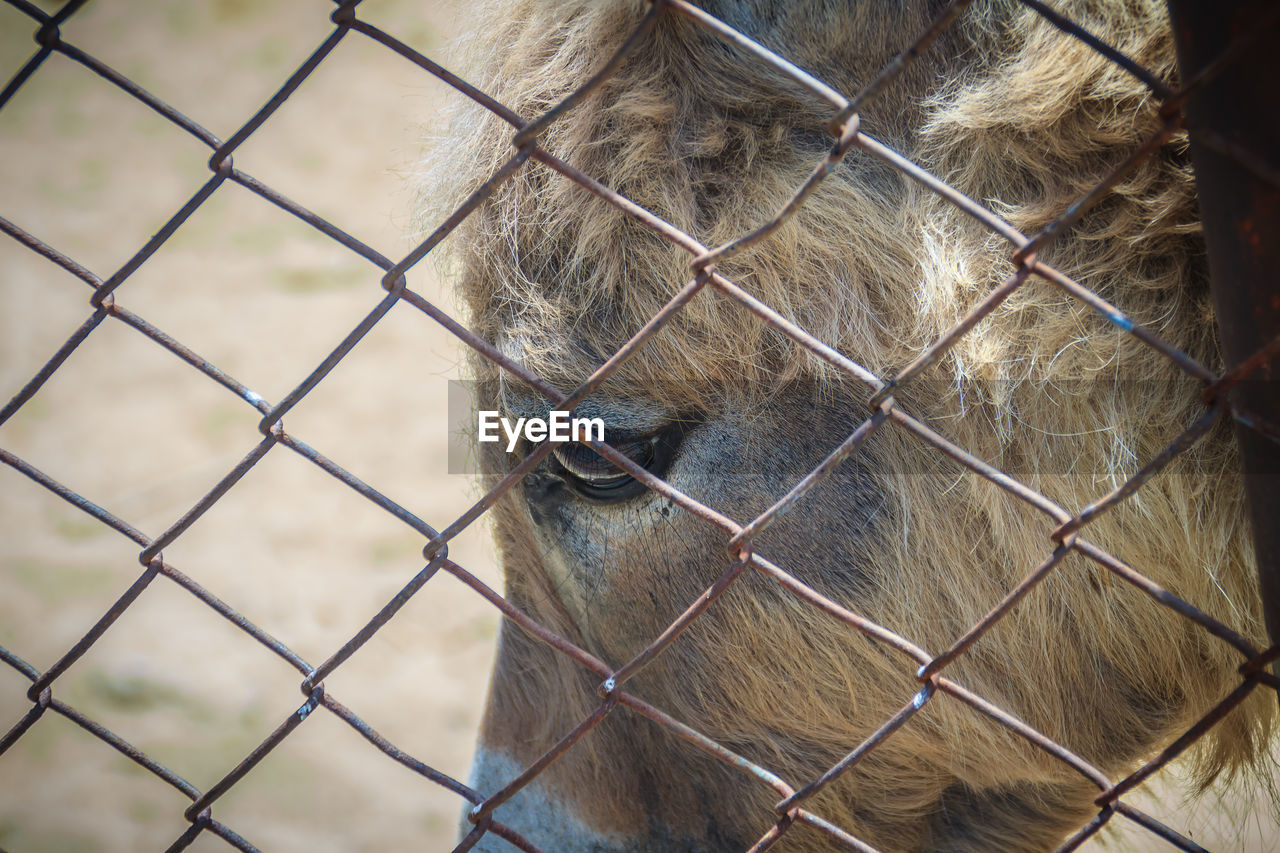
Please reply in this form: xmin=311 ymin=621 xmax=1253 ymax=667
xmin=425 ymin=1 xmax=1277 ymax=850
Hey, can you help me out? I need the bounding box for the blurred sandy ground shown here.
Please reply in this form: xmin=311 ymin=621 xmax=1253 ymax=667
xmin=0 ymin=1 xmax=503 ymax=850
xmin=0 ymin=1 xmax=1276 ymax=852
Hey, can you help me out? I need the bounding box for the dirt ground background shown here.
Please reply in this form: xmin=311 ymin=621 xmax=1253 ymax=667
xmin=0 ymin=1 xmax=1275 ymax=852
xmin=0 ymin=1 xmax=503 ymax=850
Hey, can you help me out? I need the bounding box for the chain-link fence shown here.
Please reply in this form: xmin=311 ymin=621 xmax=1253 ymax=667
xmin=2 ymin=0 xmax=1278 ymax=851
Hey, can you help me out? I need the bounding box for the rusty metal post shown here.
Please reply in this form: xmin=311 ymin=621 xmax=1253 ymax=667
xmin=1166 ymin=0 xmax=1280 ymax=660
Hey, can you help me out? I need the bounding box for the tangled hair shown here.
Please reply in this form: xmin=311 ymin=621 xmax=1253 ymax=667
xmin=423 ymin=1 xmax=1276 ymax=848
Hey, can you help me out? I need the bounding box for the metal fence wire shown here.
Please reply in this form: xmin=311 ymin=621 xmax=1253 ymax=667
xmin=2 ymin=0 xmax=1279 ymax=851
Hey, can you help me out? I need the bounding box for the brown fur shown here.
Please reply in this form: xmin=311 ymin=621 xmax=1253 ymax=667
xmin=424 ymin=1 xmax=1277 ymax=850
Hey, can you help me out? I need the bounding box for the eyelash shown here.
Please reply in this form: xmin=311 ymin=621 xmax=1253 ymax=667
xmin=552 ymin=437 xmax=655 ymax=489
xmin=544 ymin=423 xmax=686 ymax=502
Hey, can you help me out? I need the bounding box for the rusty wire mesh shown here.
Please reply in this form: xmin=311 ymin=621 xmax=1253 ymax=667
xmin=2 ymin=0 xmax=1279 ymax=851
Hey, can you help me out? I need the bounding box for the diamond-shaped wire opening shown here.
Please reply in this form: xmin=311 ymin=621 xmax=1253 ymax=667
xmin=113 ymin=179 xmax=402 ymax=404
xmin=0 ymin=47 xmax=215 ymax=278
xmin=184 ymin=691 xmax=468 ymax=852
xmin=0 ymin=317 xmax=267 ymax=530
xmin=27 ymin=574 xmax=310 ymax=785
xmin=0 ymin=472 xmax=146 ymax=673
xmin=46 ymin=0 xmax=341 ymax=143
xmin=224 ymin=29 xmax=460 ymax=256
xmin=0 ymin=701 xmax=202 ymax=849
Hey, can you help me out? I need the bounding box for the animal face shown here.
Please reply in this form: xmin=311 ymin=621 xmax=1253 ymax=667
xmin=428 ymin=1 xmax=1277 ymax=850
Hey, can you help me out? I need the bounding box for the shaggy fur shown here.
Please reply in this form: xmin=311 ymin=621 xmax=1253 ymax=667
xmin=424 ymin=1 xmax=1277 ymax=850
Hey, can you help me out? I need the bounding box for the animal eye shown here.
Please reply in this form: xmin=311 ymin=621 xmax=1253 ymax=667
xmin=547 ymin=424 xmax=685 ymax=502
xmin=552 ymin=438 xmax=653 ymax=488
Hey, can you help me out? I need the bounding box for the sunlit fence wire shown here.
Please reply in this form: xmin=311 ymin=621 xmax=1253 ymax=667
xmin=2 ymin=0 xmax=1278 ymax=850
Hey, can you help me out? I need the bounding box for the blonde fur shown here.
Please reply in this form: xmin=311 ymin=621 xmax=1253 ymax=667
xmin=424 ymin=2 xmax=1277 ymax=850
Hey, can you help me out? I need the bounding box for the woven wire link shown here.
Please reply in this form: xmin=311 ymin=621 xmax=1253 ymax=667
xmin=1 ymin=0 xmax=1278 ymax=851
